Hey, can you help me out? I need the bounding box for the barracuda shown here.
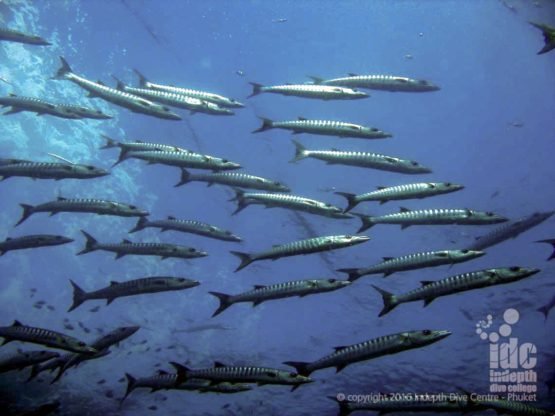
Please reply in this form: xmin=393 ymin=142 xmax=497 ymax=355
xmin=130 ymin=216 xmax=241 ymax=242
xmin=16 ymin=197 xmax=148 ymax=226
xmin=175 ymin=168 xmax=290 ymax=192
xmin=0 ymin=27 xmax=51 ymax=45
xmin=230 ymin=189 xmax=351 ymax=219
xmin=209 ymin=278 xmax=351 ymax=316
xmin=0 ymin=351 xmax=60 ymax=374
xmin=123 ymin=371 xmax=252 ymax=401
xmin=248 ymin=82 xmax=368 ymax=100
xmin=77 ymin=230 xmax=208 ymax=260
xmin=54 ymin=57 xmax=181 ymax=120
xmin=117 ymin=149 xmax=241 ymax=172
xmin=134 ymin=69 xmax=245 ymax=108
xmin=252 ymin=117 xmax=391 ymax=139
xmin=336 ymin=182 xmax=464 ymax=212
xmin=55 ymin=104 xmax=112 ymax=119
xmin=0 ymin=321 xmax=97 ymax=354
xmin=27 ymin=355 xmax=72 ymax=381
xmin=231 ymin=235 xmax=370 ymax=272
xmin=354 ymin=207 xmax=508 ymax=232
xmin=51 ymin=326 xmax=140 ymax=383
xmin=100 ymin=135 xmax=193 ymax=165
xmin=0 ymin=160 xmax=109 ymax=181
xmin=471 ymin=395 xmax=554 ymax=416
xmin=113 ymin=78 xmax=233 ymax=115
xmin=291 ymin=140 xmax=431 ymax=174
xmin=0 ymin=234 xmax=73 ymax=256
xmin=466 ymin=211 xmax=554 ymax=251
xmin=338 ymin=249 xmax=485 ymax=281
xmin=530 ymin=22 xmax=555 ymax=55
xmin=373 ymin=267 xmax=540 ymax=316
xmin=537 ymin=239 xmax=555 ymax=261
xmin=171 ymin=362 xmax=313 ymax=390
xmin=308 ymin=73 xmax=440 ymax=92
xmin=68 ymin=277 xmax=199 ymax=312
xmin=0 ymin=94 xmax=81 ymax=118
xmin=330 ymin=394 xmax=481 ymax=416
xmin=284 ymin=329 xmax=450 ymax=377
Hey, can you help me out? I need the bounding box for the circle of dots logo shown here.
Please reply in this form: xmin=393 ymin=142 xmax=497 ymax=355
xmin=476 ymin=308 xmax=519 ymax=342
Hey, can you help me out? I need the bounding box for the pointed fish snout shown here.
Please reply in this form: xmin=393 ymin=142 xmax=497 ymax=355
xmin=435 ymin=330 xmax=452 ymax=340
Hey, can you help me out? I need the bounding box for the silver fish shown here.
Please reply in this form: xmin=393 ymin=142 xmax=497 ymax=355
xmin=0 ymin=94 xmax=81 ymax=118
xmin=308 ymin=73 xmax=440 ymax=92
xmin=0 ymin=160 xmax=109 ymax=181
xmin=248 ymin=82 xmax=368 ymax=100
xmin=0 ymin=350 xmax=60 ymax=374
xmin=373 ymin=267 xmax=540 ymax=316
xmin=117 ymin=149 xmax=241 ymax=171
xmin=0 ymin=234 xmax=73 ymax=256
xmin=0 ymin=27 xmax=50 ymax=45
xmin=175 ymin=169 xmax=290 ymax=192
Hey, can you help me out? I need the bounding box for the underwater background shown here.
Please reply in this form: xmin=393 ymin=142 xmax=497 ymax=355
xmin=0 ymin=0 xmax=554 ymax=415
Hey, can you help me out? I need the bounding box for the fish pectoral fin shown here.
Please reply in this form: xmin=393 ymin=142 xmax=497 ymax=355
xmin=423 ymin=298 xmax=435 ymax=307
xmin=115 ymin=252 xmax=126 ymax=260
xmin=335 ymin=364 xmax=347 ymax=373
xmin=401 ymin=224 xmax=411 ymax=230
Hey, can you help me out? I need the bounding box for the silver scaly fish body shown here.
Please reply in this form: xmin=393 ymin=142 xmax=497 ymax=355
xmin=338 ymin=249 xmax=485 ymax=281
xmin=0 ymin=234 xmax=73 ymax=255
xmin=0 ymin=350 xmax=60 ymax=373
xmin=0 ymin=27 xmax=50 ymax=45
xmin=231 ymin=235 xmax=369 ymax=272
xmin=284 ymin=329 xmax=450 ymax=376
xmin=291 ymin=140 xmax=431 ymax=174
xmin=0 ymin=161 xmax=109 ymax=181
xmin=355 ymin=207 xmax=508 ymax=232
xmin=310 ymin=74 xmax=440 ymax=92
xmin=336 ymin=182 xmax=464 ymax=212
xmin=120 ymin=150 xmax=241 ymax=171
xmin=374 ymin=267 xmax=540 ymax=316
xmin=175 ymin=169 xmax=290 ymax=192
xmin=249 ymin=82 xmax=368 ymax=100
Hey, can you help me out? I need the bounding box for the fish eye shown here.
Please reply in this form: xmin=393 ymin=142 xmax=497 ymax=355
xmin=86 ymin=166 xmax=95 ymax=170
xmin=411 ymin=161 xmax=418 ymax=166
xmin=177 ymin=278 xmax=185 ymax=282
xmin=77 ymin=341 xmax=86 ymax=346
xmin=225 ymin=231 xmax=232 ymax=235
xmin=461 ymin=249 xmax=469 ymax=253
xmin=422 ymin=329 xmax=432 ymax=336
xmin=327 ymin=278 xmax=336 ymax=283
xmin=289 ymin=372 xmax=297 ymax=377
xmin=188 ymin=248 xmax=196 ymax=253
xmin=129 ymin=205 xmax=137 ymax=209
xmin=370 ymin=128 xmax=378 ymax=132
xmin=509 ymin=266 xmax=520 ymax=272
xmin=222 ymin=159 xmax=228 ymax=163
xmin=486 ymin=212 xmax=494 ymax=216
xmin=445 ymin=182 xmax=452 ymax=186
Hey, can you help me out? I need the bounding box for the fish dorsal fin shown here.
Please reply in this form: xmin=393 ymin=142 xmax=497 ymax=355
xmin=376 ymin=186 xmax=386 ymax=190
xmin=382 ymin=257 xmax=393 ymax=261
xmin=348 ymin=73 xmax=358 ymax=77
xmin=97 ymin=80 xmax=105 ymax=86
xmin=420 ymin=281 xmax=434 ymax=286
xmin=110 ymin=281 xmax=120 ymax=286
xmin=122 ymin=239 xmax=132 ymax=244
xmin=254 ymin=285 xmax=266 ymax=290
xmin=6 ymin=237 xmax=12 ymax=241
xmin=8 ymin=93 xmax=17 ymax=97
xmin=57 ymin=196 xmax=67 ymax=201
xmin=157 ymin=370 xmax=169 ymax=375
xmin=272 ymin=244 xmax=280 ymax=248
xmin=400 ymin=207 xmax=411 ymax=213
xmin=214 ymin=361 xmax=226 ymax=368
xmin=167 ymin=216 xmax=176 ymax=220
xmin=333 ymin=345 xmax=347 ymax=352
xmin=12 ymin=320 xmax=23 ymax=326
xmin=297 ymin=116 xmax=307 ymax=121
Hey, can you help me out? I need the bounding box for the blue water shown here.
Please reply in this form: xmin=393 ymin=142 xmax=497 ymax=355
xmin=0 ymin=1 xmax=554 ymax=414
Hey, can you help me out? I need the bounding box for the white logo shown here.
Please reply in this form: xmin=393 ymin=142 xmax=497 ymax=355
xmin=475 ymin=308 xmax=538 ymax=401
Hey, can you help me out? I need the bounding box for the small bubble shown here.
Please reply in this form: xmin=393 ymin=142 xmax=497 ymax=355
xmin=503 ymin=308 xmax=519 ymax=325
xmin=487 ymin=314 xmax=493 ymax=321
xmin=476 ymin=328 xmax=483 ymax=335
xmin=499 ymin=324 xmax=512 ymax=337
xmin=489 ymin=332 xmax=499 ymax=343
xmin=480 ymin=332 xmax=488 ymax=340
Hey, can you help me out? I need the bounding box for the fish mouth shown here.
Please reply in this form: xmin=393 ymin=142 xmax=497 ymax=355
xmin=352 ymin=235 xmax=370 ymax=243
xmin=434 ymin=330 xmax=452 ymax=340
xmin=164 ymin=113 xmax=182 ymax=120
xmin=230 ymin=236 xmax=242 ymax=242
xmin=190 ymin=280 xmax=201 ymax=287
xmin=524 ymin=268 xmax=541 ymax=277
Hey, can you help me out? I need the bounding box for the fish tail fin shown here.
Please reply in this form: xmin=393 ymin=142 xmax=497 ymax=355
xmin=129 ymin=217 xmax=148 ymax=233
xmin=537 ymin=305 xmax=550 ymax=320
xmin=133 ymin=68 xmax=149 ymax=87
xmin=336 ymin=268 xmax=362 ymax=282
xmin=252 ymin=117 xmax=274 ymax=133
xmin=208 ymin=292 xmax=233 ymax=317
xmin=68 ymin=279 xmax=88 ymax=312
xmin=290 ymin=139 xmax=308 ymax=163
xmin=372 ymin=285 xmax=398 ymax=317
xmin=230 ymin=188 xmax=248 ymax=215
xmin=111 ymin=75 xmax=125 ymax=90
xmin=327 ymin=396 xmax=352 ymax=416
xmin=15 ymin=203 xmax=34 ymax=226
xmin=122 ymin=373 xmax=137 ymax=401
xmin=352 ymin=213 xmax=375 ymax=232
xmin=77 ymin=230 xmax=98 ymax=255
xmin=169 ymin=362 xmax=190 ymax=385
xmin=282 ymin=361 xmax=312 ymax=377
xmin=536 ymin=239 xmax=555 ymax=260
xmin=174 ymin=169 xmax=191 ymax=187
xmin=112 ymin=149 xmax=129 ymax=167
xmin=230 ymin=251 xmax=253 ymax=272
xmin=50 ymin=367 xmax=64 ymax=384
xmin=530 ymin=22 xmax=555 ymax=55
xmin=334 ymin=192 xmax=358 ymax=212
xmin=248 ymin=82 xmax=263 ymax=98
xmin=26 ymin=365 xmax=41 ymax=382
xmin=54 ymin=56 xmax=72 ymax=79
xmin=307 ymin=75 xmax=324 ymax=84
xmin=100 ymin=134 xmax=118 ymax=149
